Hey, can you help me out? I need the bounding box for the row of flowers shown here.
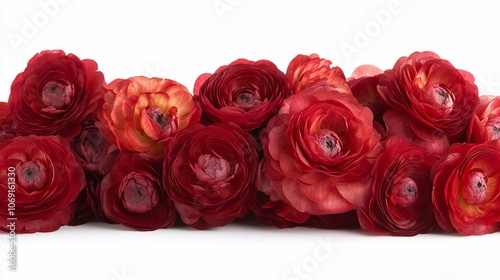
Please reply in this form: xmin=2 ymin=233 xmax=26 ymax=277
xmin=1 ymin=50 xmax=499 ymax=236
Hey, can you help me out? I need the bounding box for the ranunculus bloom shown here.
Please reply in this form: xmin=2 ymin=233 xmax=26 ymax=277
xmin=348 ymin=65 xmax=389 ymax=138
xmin=262 ymin=86 xmax=381 ymax=215
xmin=0 ymin=102 xmax=14 ymax=142
xmin=286 ymin=53 xmax=351 ymax=95
xmin=466 ymin=95 xmax=500 ymax=143
xmin=70 ymin=120 xmax=119 ymax=176
xmin=69 ymin=172 xmax=112 ymax=225
xmin=378 ymin=51 xmax=479 ymax=156
xmin=357 ymin=136 xmax=436 ymax=236
xmin=8 ymin=50 xmax=104 ymax=138
xmin=100 ymin=153 xmax=176 ymax=231
xmin=99 ymin=76 xmax=201 ymax=156
xmin=432 ymin=140 xmax=500 ymax=235
xmin=252 ymin=163 xmax=310 ymax=228
xmin=163 ymin=123 xmax=259 ymax=229
xmin=0 ymin=135 xmax=85 ymax=233
xmin=194 ymin=59 xmax=291 ymax=131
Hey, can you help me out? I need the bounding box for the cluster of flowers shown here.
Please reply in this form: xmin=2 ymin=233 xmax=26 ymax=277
xmin=1 ymin=50 xmax=499 ymax=236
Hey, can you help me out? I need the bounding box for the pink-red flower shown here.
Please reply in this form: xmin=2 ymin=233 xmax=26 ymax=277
xmin=358 ymin=136 xmax=436 ymax=236
xmin=378 ymin=51 xmax=479 ymax=156
xmin=194 ymin=59 xmax=291 ymax=131
xmin=262 ymin=86 xmax=381 ymax=215
xmin=432 ymin=140 xmax=500 ymax=235
xmin=163 ymin=122 xmax=259 ymax=229
xmin=466 ymin=95 xmax=500 ymax=143
xmin=8 ymin=50 xmax=104 ymax=138
xmin=286 ymin=54 xmax=351 ymax=95
xmin=0 ymin=135 xmax=85 ymax=233
xmin=100 ymin=153 xmax=176 ymax=231
xmin=98 ymin=76 xmax=201 ymax=156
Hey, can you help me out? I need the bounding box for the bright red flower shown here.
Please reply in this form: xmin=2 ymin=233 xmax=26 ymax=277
xmin=432 ymin=140 xmax=500 ymax=235
xmin=466 ymin=95 xmax=500 ymax=143
xmin=378 ymin=51 xmax=479 ymax=156
xmin=262 ymin=86 xmax=381 ymax=215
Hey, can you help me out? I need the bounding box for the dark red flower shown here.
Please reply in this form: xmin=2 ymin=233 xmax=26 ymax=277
xmin=100 ymin=153 xmax=176 ymax=231
xmin=0 ymin=135 xmax=85 ymax=233
xmin=348 ymin=65 xmax=389 ymax=139
xmin=8 ymin=50 xmax=105 ymax=138
xmin=70 ymin=120 xmax=119 ymax=176
xmin=378 ymin=51 xmax=479 ymax=156
xmin=194 ymin=59 xmax=291 ymax=131
xmin=358 ymin=136 xmax=436 ymax=236
xmin=163 ymin=123 xmax=259 ymax=229
xmin=432 ymin=140 xmax=500 ymax=235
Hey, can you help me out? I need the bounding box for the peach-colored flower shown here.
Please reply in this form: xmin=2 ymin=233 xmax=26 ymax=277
xmin=286 ymin=53 xmax=351 ymax=95
xmin=99 ymin=76 xmax=200 ymax=156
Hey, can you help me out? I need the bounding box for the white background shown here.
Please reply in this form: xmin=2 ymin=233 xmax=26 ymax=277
xmin=1 ymin=1 xmax=500 ymax=280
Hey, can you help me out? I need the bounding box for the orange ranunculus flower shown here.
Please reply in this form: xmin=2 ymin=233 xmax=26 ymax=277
xmin=286 ymin=53 xmax=351 ymax=95
xmin=98 ymin=76 xmax=201 ymax=156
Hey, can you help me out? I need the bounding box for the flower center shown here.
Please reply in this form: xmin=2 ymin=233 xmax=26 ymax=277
xmin=486 ymin=116 xmax=500 ymax=140
xmin=314 ymin=130 xmax=342 ymax=158
xmin=424 ymin=84 xmax=454 ymax=113
xmin=193 ymin=154 xmax=232 ymax=185
xmin=146 ymin=106 xmax=170 ymax=129
xmin=16 ymin=161 xmax=46 ymax=192
xmin=391 ymin=177 xmax=418 ymax=206
xmin=462 ymin=171 xmax=487 ymax=205
xmin=41 ymin=81 xmax=74 ymax=109
xmin=232 ymin=89 xmax=262 ymax=111
xmin=81 ymin=128 xmax=107 ymax=164
xmin=120 ymin=172 xmax=159 ymax=213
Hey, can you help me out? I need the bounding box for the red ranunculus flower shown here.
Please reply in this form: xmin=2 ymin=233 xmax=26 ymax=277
xmin=70 ymin=120 xmax=119 ymax=176
xmin=252 ymin=163 xmax=310 ymax=228
xmin=262 ymin=86 xmax=381 ymax=215
xmin=99 ymin=76 xmax=201 ymax=156
xmin=100 ymin=153 xmax=176 ymax=231
xmin=378 ymin=51 xmax=479 ymax=156
xmin=432 ymin=140 xmax=500 ymax=235
xmin=358 ymin=136 xmax=436 ymax=236
xmin=348 ymin=65 xmax=389 ymax=139
xmin=194 ymin=59 xmax=291 ymax=131
xmin=466 ymin=95 xmax=500 ymax=143
xmin=0 ymin=135 xmax=85 ymax=233
xmin=286 ymin=53 xmax=351 ymax=95
xmin=0 ymin=101 xmax=12 ymax=132
xmin=8 ymin=50 xmax=104 ymax=138
xmin=163 ymin=122 xmax=259 ymax=229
